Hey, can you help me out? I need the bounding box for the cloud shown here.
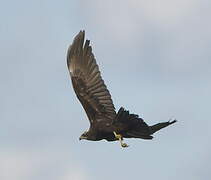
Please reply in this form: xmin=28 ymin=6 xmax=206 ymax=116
xmin=61 ymin=169 xmax=89 ymax=180
xmin=81 ymin=0 xmax=198 ymax=43
xmin=0 ymin=148 xmax=90 ymax=180
xmin=130 ymin=0 xmax=198 ymax=24
xmin=79 ymin=0 xmax=210 ymax=76
xmin=0 ymin=150 xmax=32 ymax=180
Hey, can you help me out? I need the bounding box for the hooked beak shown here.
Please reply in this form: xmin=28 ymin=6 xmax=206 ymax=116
xmin=79 ymin=135 xmax=87 ymax=140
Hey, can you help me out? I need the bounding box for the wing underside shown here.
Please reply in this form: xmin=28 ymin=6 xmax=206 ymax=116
xmin=67 ymin=31 xmax=116 ymax=124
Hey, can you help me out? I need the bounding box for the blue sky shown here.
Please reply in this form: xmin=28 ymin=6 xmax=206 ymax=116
xmin=1 ymin=0 xmax=211 ymax=180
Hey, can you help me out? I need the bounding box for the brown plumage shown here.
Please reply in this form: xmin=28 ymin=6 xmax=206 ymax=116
xmin=67 ymin=30 xmax=176 ymax=147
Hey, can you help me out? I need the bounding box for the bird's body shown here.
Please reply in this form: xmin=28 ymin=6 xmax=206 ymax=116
xmin=67 ymin=31 xmax=176 ymax=147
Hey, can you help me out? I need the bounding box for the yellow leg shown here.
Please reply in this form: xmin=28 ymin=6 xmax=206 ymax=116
xmin=113 ymin=132 xmax=129 ymax=148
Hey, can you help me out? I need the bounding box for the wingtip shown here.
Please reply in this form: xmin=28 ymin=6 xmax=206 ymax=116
xmin=78 ymin=30 xmax=85 ymax=37
xmin=169 ymin=119 xmax=177 ymax=124
xmin=75 ymin=30 xmax=85 ymax=41
xmin=67 ymin=30 xmax=86 ymax=66
xmin=71 ymin=30 xmax=85 ymax=46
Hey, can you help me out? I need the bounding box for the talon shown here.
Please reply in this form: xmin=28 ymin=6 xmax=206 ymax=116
xmin=113 ymin=131 xmax=129 ymax=148
xmin=121 ymin=143 xmax=129 ymax=148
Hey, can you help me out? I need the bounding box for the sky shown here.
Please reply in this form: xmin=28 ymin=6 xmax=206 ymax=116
xmin=1 ymin=0 xmax=211 ymax=179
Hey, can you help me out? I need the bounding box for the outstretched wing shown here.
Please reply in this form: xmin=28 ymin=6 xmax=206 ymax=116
xmin=67 ymin=31 xmax=116 ymax=124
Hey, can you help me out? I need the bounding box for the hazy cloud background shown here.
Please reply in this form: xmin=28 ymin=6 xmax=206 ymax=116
xmin=1 ymin=0 xmax=211 ymax=180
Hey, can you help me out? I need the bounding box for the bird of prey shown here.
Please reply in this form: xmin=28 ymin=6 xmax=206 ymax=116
xmin=67 ymin=30 xmax=176 ymax=148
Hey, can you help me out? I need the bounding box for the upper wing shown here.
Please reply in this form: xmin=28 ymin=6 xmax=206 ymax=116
xmin=67 ymin=31 xmax=116 ymax=124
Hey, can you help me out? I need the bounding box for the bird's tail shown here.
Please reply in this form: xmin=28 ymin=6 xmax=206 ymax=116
xmin=114 ymin=107 xmax=153 ymax=139
xmin=150 ymin=120 xmax=177 ymax=134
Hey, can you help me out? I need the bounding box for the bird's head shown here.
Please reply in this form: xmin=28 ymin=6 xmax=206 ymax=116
xmin=79 ymin=130 xmax=99 ymax=141
xmin=79 ymin=131 xmax=89 ymax=140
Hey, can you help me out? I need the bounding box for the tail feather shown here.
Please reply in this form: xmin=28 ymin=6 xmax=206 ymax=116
xmin=150 ymin=120 xmax=177 ymax=134
xmin=114 ymin=107 xmax=177 ymax=139
xmin=127 ymin=131 xmax=153 ymax=139
xmin=115 ymin=107 xmax=152 ymax=138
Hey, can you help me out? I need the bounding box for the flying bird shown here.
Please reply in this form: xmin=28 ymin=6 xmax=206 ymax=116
xmin=67 ymin=30 xmax=176 ymax=148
